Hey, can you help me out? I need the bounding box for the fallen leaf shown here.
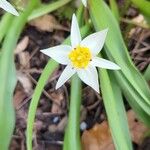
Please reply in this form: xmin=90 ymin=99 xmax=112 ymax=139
xmin=13 ymin=89 xmax=26 ymax=109
xmin=132 ymin=14 xmax=146 ymax=24
xmin=18 ymin=51 xmax=30 ymax=68
xmin=15 ymin=36 xmax=29 ymax=54
xmin=127 ymin=110 xmax=148 ymax=144
xmin=51 ymin=90 xmax=64 ymax=114
xmin=29 ymin=15 xmax=68 ymax=32
xmin=17 ymin=71 xmax=32 ymax=94
xmin=81 ymin=110 xmax=149 ymax=150
xmin=82 ymin=122 xmax=114 ymax=150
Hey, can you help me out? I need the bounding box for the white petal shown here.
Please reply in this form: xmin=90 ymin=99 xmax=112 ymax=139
xmin=56 ymin=65 xmax=76 ymax=89
xmin=40 ymin=45 xmax=71 ymax=65
xmin=81 ymin=29 xmax=108 ymax=55
xmin=71 ymin=14 xmax=81 ymax=48
xmin=81 ymin=0 xmax=87 ymax=7
xmin=0 ymin=0 xmax=19 ymax=16
xmin=77 ymin=65 xmax=99 ymax=93
xmin=91 ymin=57 xmax=121 ymax=70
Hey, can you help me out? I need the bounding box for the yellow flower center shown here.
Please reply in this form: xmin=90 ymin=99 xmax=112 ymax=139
xmin=68 ymin=46 xmax=92 ymax=68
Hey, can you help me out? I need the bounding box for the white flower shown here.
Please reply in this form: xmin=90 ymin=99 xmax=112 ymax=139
xmin=81 ymin=0 xmax=87 ymax=7
xmin=41 ymin=14 xmax=120 ymax=93
xmin=0 ymin=0 xmax=19 ymax=16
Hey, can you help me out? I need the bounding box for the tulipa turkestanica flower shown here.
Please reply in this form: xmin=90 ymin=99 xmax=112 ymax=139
xmin=0 ymin=0 xmax=19 ymax=16
xmin=41 ymin=14 xmax=120 ymax=93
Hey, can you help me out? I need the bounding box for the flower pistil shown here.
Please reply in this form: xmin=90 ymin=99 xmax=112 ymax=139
xmin=68 ymin=46 xmax=92 ymax=68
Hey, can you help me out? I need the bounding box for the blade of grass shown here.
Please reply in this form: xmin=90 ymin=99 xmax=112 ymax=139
xmin=28 ymin=0 xmax=71 ymax=21
xmin=26 ymin=24 xmax=90 ymax=150
xmin=89 ymin=0 xmax=150 ymax=124
xmin=63 ymin=75 xmax=82 ymax=150
xmin=0 ymin=0 xmax=40 ymax=149
xmin=99 ymin=66 xmax=133 ymax=150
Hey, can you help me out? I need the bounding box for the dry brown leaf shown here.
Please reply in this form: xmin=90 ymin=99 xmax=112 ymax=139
xmin=15 ymin=36 xmax=29 ymax=54
xmin=19 ymin=51 xmax=30 ymax=68
xmin=13 ymin=90 xmax=26 ymax=109
xmin=132 ymin=14 xmax=146 ymax=24
xmin=17 ymin=71 xmax=32 ymax=94
xmin=82 ymin=122 xmax=114 ymax=150
xmin=51 ymin=91 xmax=64 ymax=114
xmin=82 ymin=110 xmax=149 ymax=150
xmin=127 ymin=110 xmax=149 ymax=144
xmin=29 ymin=15 xmax=68 ymax=32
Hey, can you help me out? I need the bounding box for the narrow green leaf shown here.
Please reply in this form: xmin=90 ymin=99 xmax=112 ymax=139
xmin=0 ymin=13 xmax=13 ymax=42
xmin=27 ymin=60 xmax=58 ymax=150
xmin=99 ymin=67 xmax=133 ymax=150
xmin=144 ymin=64 xmax=150 ymax=81
xmin=113 ymin=70 xmax=150 ymax=126
xmin=0 ymin=0 xmax=40 ymax=149
xmin=109 ymin=0 xmax=120 ymax=21
xmin=89 ymin=0 xmax=150 ymax=125
xmin=28 ymin=0 xmax=71 ymax=21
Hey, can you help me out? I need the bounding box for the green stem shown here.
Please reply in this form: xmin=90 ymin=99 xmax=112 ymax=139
xmin=63 ymin=75 xmax=82 ymax=150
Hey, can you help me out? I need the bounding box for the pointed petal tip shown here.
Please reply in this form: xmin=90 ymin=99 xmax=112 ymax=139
xmin=95 ymin=88 xmax=100 ymax=93
xmin=116 ymin=66 xmax=121 ymax=70
xmin=81 ymin=0 xmax=87 ymax=7
xmin=72 ymin=13 xmax=76 ymax=18
xmin=72 ymin=13 xmax=77 ymax=22
xmin=111 ymin=64 xmax=121 ymax=70
xmin=14 ymin=11 xmax=19 ymax=16
xmin=0 ymin=0 xmax=19 ymax=16
xmin=40 ymin=49 xmax=46 ymax=54
xmin=55 ymin=84 xmax=59 ymax=90
xmin=101 ymin=28 xmax=109 ymax=35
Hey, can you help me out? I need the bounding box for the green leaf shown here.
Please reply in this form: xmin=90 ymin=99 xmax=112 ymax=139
xmin=89 ymin=0 xmax=150 ymax=126
xmin=0 ymin=13 xmax=14 ymax=42
xmin=144 ymin=64 xmax=150 ymax=81
xmin=27 ymin=60 xmax=58 ymax=150
xmin=109 ymin=0 xmax=120 ymax=21
xmin=28 ymin=0 xmax=71 ymax=21
xmin=0 ymin=0 xmax=40 ymax=149
xmin=99 ymin=67 xmax=133 ymax=150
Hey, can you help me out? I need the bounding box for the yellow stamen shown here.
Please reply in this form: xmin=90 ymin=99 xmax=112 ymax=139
xmin=68 ymin=46 xmax=92 ymax=68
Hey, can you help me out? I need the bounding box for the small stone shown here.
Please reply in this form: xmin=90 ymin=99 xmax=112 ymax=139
xmin=53 ymin=116 xmax=60 ymax=124
xmin=80 ymin=121 xmax=87 ymax=131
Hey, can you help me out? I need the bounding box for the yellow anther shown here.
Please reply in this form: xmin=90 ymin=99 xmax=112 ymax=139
xmin=68 ymin=46 xmax=92 ymax=68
